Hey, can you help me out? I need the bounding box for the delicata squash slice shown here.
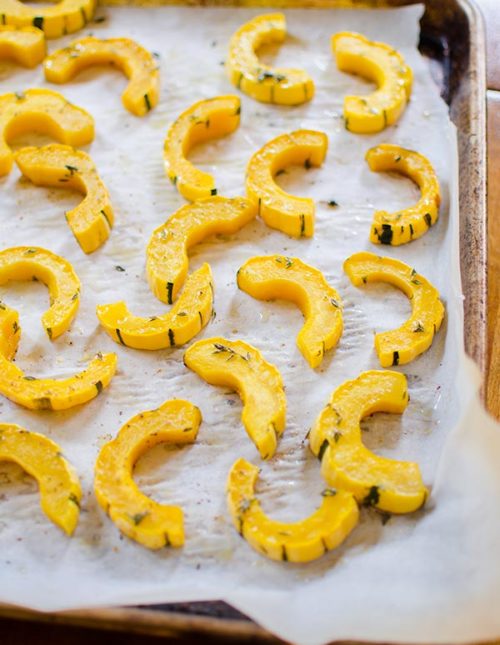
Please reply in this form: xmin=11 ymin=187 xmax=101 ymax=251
xmin=0 ymin=25 xmax=45 ymax=68
xmin=0 ymin=423 xmax=81 ymax=535
xmin=184 ymin=337 xmax=286 ymax=460
xmin=332 ymin=32 xmax=412 ymax=134
xmin=163 ymin=95 xmax=241 ymax=201
xmin=96 ymin=263 xmax=213 ymax=350
xmin=0 ymin=0 xmax=95 ymax=39
xmin=227 ymin=13 xmax=314 ymax=106
xmin=15 ymin=144 xmax=113 ymax=254
xmin=309 ymin=370 xmax=428 ymax=514
xmin=227 ymin=458 xmax=359 ymax=563
xmin=94 ymin=399 xmax=202 ymax=550
xmin=44 ymin=37 xmax=160 ymax=117
xmin=147 ymin=196 xmax=256 ymax=304
xmin=0 ymin=88 xmax=94 ymax=176
xmin=246 ymin=130 xmax=328 ymax=238
xmin=237 ymin=255 xmax=343 ymax=369
xmin=344 ymin=252 xmax=445 ymax=367
xmin=366 ymin=144 xmax=441 ymax=246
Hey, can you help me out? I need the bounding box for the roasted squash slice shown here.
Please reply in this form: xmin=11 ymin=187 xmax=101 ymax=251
xmin=344 ymin=252 xmax=445 ymax=367
xmin=0 ymin=423 xmax=81 ymax=534
xmin=163 ymin=95 xmax=241 ymax=201
xmin=0 ymin=304 xmax=20 ymax=361
xmin=147 ymin=196 xmax=256 ymax=304
xmin=184 ymin=337 xmax=285 ymax=460
xmin=227 ymin=13 xmax=314 ymax=106
xmin=332 ymin=32 xmax=413 ymax=134
xmin=366 ymin=144 xmax=441 ymax=245
xmin=246 ymin=130 xmax=328 ymax=238
xmin=15 ymin=144 xmax=113 ymax=254
xmin=0 ymin=246 xmax=80 ymax=343
xmin=237 ymin=255 xmax=343 ymax=369
xmin=44 ymin=37 xmax=160 ymax=117
xmin=227 ymin=458 xmax=359 ymax=562
xmin=0 ymin=0 xmax=95 ymax=39
xmin=309 ymin=370 xmax=427 ymax=514
xmin=96 ymin=264 xmax=213 ymax=350
xmin=0 ymin=25 xmax=45 ymax=68
xmin=0 ymin=88 xmax=94 ymax=176
xmin=94 ymin=399 xmax=202 ymax=550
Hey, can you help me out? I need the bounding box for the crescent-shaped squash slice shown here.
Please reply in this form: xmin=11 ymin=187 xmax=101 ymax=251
xmin=237 ymin=255 xmax=343 ymax=369
xmin=44 ymin=37 xmax=160 ymax=117
xmin=96 ymin=264 xmax=213 ymax=350
xmin=0 ymin=0 xmax=95 ymax=39
xmin=147 ymin=196 xmax=256 ymax=304
xmin=184 ymin=337 xmax=285 ymax=460
xmin=0 ymin=303 xmax=20 ymax=361
xmin=94 ymin=399 xmax=202 ymax=549
xmin=0 ymin=246 xmax=80 ymax=342
xmin=366 ymin=144 xmax=441 ymax=246
xmin=309 ymin=370 xmax=427 ymax=514
xmin=0 ymin=423 xmax=81 ymax=534
xmin=227 ymin=458 xmax=359 ymax=562
xmin=227 ymin=13 xmax=314 ymax=106
xmin=332 ymin=32 xmax=413 ymax=134
xmin=246 ymin=130 xmax=328 ymax=238
xmin=163 ymin=95 xmax=241 ymax=201
xmin=15 ymin=144 xmax=113 ymax=254
xmin=0 ymin=25 xmax=45 ymax=68
xmin=344 ymin=252 xmax=445 ymax=367
xmin=0 ymin=88 xmax=94 ymax=176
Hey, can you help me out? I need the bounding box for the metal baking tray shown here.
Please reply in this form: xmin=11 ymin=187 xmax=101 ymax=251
xmin=0 ymin=0 xmax=487 ymax=641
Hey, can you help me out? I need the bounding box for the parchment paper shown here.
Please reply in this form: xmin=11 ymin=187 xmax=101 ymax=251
xmin=1 ymin=5 xmax=500 ymax=645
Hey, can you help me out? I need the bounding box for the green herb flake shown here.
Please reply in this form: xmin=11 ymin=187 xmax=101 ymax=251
xmin=115 ymin=265 xmax=125 ymax=272
xmin=68 ymin=492 xmax=80 ymax=508
xmin=363 ymin=485 xmax=380 ymax=507
xmin=65 ymin=164 xmax=79 ymax=175
xmin=413 ymin=322 xmax=425 ymax=333
xmin=131 ymin=511 xmax=149 ymax=526
xmin=321 ymin=488 xmax=337 ymax=497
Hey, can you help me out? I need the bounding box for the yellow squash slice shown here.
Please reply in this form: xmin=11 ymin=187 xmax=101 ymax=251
xmin=15 ymin=144 xmax=113 ymax=254
xmin=332 ymin=32 xmax=413 ymax=134
xmin=246 ymin=130 xmax=328 ymax=238
xmin=96 ymin=264 xmax=213 ymax=350
xmin=227 ymin=457 xmax=359 ymax=562
xmin=184 ymin=337 xmax=286 ymax=460
xmin=0 ymin=25 xmax=45 ymax=68
xmin=94 ymin=399 xmax=202 ymax=550
xmin=309 ymin=370 xmax=428 ymax=514
xmin=0 ymin=0 xmax=96 ymax=39
xmin=237 ymin=255 xmax=343 ymax=369
xmin=366 ymin=144 xmax=441 ymax=245
xmin=0 ymin=88 xmax=94 ymax=176
xmin=163 ymin=95 xmax=241 ymax=201
xmin=147 ymin=196 xmax=256 ymax=304
xmin=44 ymin=37 xmax=160 ymax=117
xmin=0 ymin=246 xmax=80 ymax=343
xmin=344 ymin=251 xmax=445 ymax=367
xmin=227 ymin=13 xmax=314 ymax=106
xmin=0 ymin=423 xmax=81 ymax=534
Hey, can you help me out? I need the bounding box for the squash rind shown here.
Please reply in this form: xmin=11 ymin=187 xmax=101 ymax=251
xmin=0 ymin=0 xmax=96 ymax=39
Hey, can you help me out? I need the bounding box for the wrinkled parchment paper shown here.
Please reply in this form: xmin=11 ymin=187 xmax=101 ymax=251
xmin=1 ymin=5 xmax=500 ymax=644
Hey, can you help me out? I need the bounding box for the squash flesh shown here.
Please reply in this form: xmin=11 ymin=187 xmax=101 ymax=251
xmin=0 ymin=25 xmax=45 ymax=67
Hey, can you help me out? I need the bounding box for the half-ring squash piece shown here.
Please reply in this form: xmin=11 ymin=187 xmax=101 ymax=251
xmin=246 ymin=130 xmax=328 ymax=238
xmin=227 ymin=458 xmax=359 ymax=562
xmin=15 ymin=144 xmax=113 ymax=254
xmin=366 ymin=144 xmax=441 ymax=245
xmin=344 ymin=252 xmax=445 ymax=367
xmin=44 ymin=37 xmax=160 ymax=117
xmin=0 ymin=423 xmax=81 ymax=534
xmin=0 ymin=88 xmax=94 ymax=176
xmin=0 ymin=25 xmax=45 ymax=68
xmin=147 ymin=196 xmax=256 ymax=304
xmin=237 ymin=255 xmax=343 ymax=369
xmin=0 ymin=246 xmax=80 ymax=342
xmin=184 ymin=337 xmax=285 ymax=460
xmin=227 ymin=13 xmax=314 ymax=106
xmin=96 ymin=264 xmax=213 ymax=350
xmin=309 ymin=370 xmax=427 ymax=514
xmin=0 ymin=0 xmax=95 ymax=39
xmin=332 ymin=32 xmax=413 ymax=134
xmin=164 ymin=95 xmax=241 ymax=201
xmin=94 ymin=399 xmax=202 ymax=549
